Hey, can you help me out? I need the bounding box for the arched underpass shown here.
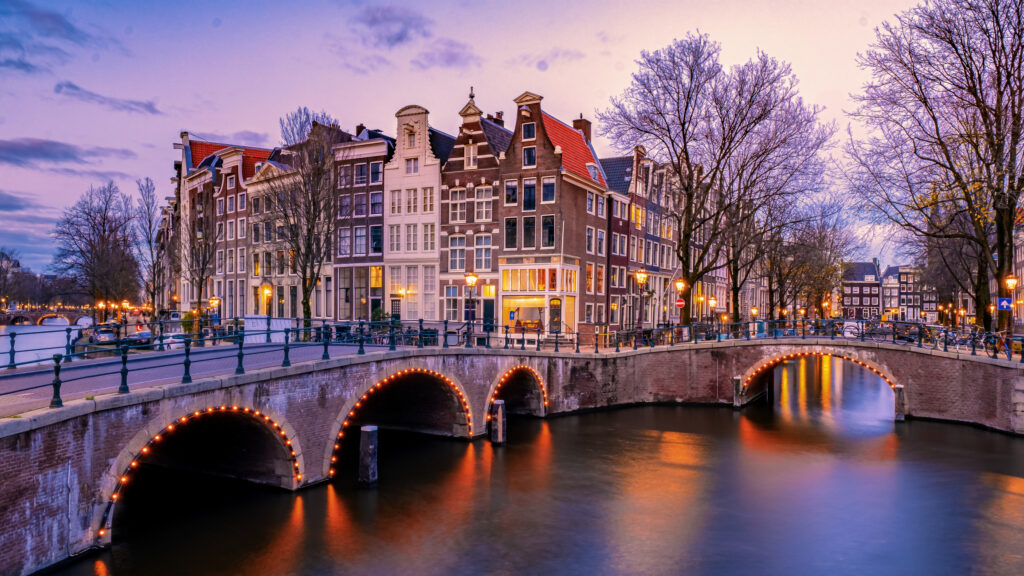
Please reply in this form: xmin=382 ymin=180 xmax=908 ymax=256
xmin=329 ymin=368 xmax=473 ymax=483
xmin=489 ymin=365 xmax=548 ymax=417
xmin=99 ymin=407 xmax=300 ymax=543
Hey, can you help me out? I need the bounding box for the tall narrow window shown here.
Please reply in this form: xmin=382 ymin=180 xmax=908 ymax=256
xmin=370 ymin=225 xmax=383 ymax=254
xmin=505 ymin=218 xmax=517 ymax=249
xmin=474 ymin=235 xmax=492 ymax=270
xmin=354 ymin=164 xmax=367 ymax=185
xmin=406 ymin=223 xmax=417 ymax=251
xmin=523 ymin=216 xmax=536 ymax=249
xmin=449 ymin=189 xmax=467 ymax=222
xmin=475 ymin=187 xmax=492 ymax=221
xmin=542 ymin=215 xmax=555 ymax=247
xmin=405 ymin=158 xmax=419 ymax=174
xmin=406 ymin=189 xmax=418 ymax=213
xmin=422 ymin=187 xmax=434 ymax=212
xmin=465 ymin=143 xmax=477 ymax=167
xmin=522 ymin=146 xmax=536 ymax=167
xmin=542 ymin=177 xmax=555 ymax=203
xmin=423 ymin=223 xmax=435 ymax=250
xmin=390 ymin=190 xmax=401 ymax=214
xmin=449 ymin=236 xmax=466 ymax=271
xmin=370 ymin=161 xmax=383 ymax=183
xmin=504 ymin=180 xmax=518 ymax=205
xmin=523 ymin=178 xmax=536 ymax=211
xmin=522 ymin=122 xmax=536 ymax=140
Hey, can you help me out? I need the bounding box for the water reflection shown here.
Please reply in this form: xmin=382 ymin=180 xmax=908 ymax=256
xmin=57 ymin=358 xmax=1024 ymax=576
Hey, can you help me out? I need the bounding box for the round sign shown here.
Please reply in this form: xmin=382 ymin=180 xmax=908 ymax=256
xmin=675 ymin=298 xmax=685 ymax=308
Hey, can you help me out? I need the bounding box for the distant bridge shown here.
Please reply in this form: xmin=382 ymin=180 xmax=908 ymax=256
xmin=0 ymin=309 xmax=92 ymax=326
xmin=1 ymin=337 xmax=1022 ymax=575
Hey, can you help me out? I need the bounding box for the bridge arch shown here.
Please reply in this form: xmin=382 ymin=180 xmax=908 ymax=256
xmin=740 ymin=349 xmax=896 ymax=393
xmin=324 ymin=367 xmax=474 ymax=479
xmin=35 ymin=313 xmax=69 ymax=326
xmin=486 ymin=364 xmax=548 ymax=420
xmin=93 ymin=403 xmax=303 ymax=544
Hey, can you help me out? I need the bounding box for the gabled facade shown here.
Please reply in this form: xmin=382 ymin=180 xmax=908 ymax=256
xmin=333 ymin=125 xmax=394 ymax=321
xmin=383 ymin=105 xmax=454 ymax=322
xmin=496 ymin=91 xmax=610 ymax=338
xmin=440 ymin=89 xmax=511 ymax=328
xmin=841 ymin=260 xmax=881 ymax=320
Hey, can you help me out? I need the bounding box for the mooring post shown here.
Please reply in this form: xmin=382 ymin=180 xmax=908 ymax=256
xmin=893 ymin=384 xmax=906 ymax=421
xmin=732 ymin=375 xmax=742 ymax=409
xmin=490 ymin=400 xmax=507 ymax=445
xmin=359 ymin=425 xmax=379 ymax=487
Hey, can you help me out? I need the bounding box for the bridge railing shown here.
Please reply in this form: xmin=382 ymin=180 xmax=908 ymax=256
xmin=3 ymin=315 xmax=1023 ymax=413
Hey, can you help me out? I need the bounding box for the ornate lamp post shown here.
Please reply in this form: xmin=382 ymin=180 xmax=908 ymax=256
xmin=674 ymin=278 xmax=687 ymax=323
xmin=635 ymin=270 xmax=649 ymax=329
xmin=465 ymin=272 xmax=479 ymax=346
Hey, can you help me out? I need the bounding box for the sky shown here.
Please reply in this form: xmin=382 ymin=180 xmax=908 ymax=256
xmin=0 ymin=0 xmax=919 ymax=271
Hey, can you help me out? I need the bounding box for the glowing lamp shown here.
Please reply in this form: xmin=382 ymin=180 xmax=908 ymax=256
xmin=464 ymin=272 xmax=479 ymax=288
xmin=674 ymin=278 xmax=686 ymax=293
xmin=635 ymin=270 xmax=648 ymax=287
xmin=1006 ymin=274 xmax=1019 ymax=291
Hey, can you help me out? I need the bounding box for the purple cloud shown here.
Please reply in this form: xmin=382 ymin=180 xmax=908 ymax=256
xmin=354 ymin=5 xmax=432 ymax=49
xmin=54 ymin=81 xmax=161 ymax=115
xmin=411 ymin=38 xmax=481 ymax=70
xmin=0 ymin=138 xmax=136 ymax=168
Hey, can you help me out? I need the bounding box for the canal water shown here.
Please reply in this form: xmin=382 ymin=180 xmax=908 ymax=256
xmin=56 ymin=356 xmax=1024 ymax=575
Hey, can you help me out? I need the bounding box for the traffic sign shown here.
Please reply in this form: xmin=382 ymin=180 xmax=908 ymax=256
xmin=675 ymin=298 xmax=685 ymax=309
xmin=998 ymin=298 xmax=1012 ymax=311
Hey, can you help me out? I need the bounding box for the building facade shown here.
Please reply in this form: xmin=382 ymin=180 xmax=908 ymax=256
xmin=842 ymin=260 xmax=881 ymax=320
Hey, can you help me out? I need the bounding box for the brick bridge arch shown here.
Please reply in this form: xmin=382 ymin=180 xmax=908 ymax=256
xmin=485 ymin=363 xmax=549 ymax=420
xmin=93 ymin=402 xmax=303 ymax=545
xmin=322 ymin=365 xmax=474 ymax=479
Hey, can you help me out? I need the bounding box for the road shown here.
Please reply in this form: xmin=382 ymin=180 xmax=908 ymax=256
xmin=0 ymin=341 xmax=377 ymax=418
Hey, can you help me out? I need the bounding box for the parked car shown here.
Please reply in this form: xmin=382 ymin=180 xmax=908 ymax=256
xmin=89 ymin=326 xmax=117 ymax=344
xmin=163 ymin=332 xmax=187 ymax=350
xmin=124 ymin=330 xmax=152 ymax=349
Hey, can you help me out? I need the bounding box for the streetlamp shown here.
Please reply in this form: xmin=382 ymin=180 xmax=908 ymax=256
xmin=465 ymin=272 xmax=478 ymax=347
xmin=750 ymin=306 xmax=758 ymax=321
xmin=208 ymin=296 xmax=221 ymax=322
xmin=959 ymin=307 xmax=966 ymax=331
xmin=673 ymin=278 xmax=687 ymax=324
xmin=1005 ymin=274 xmax=1018 ymax=337
xmin=262 ymin=286 xmax=273 ymax=316
xmin=822 ymin=300 xmax=830 ymax=318
xmin=635 ymin=270 xmax=649 ymax=329
xmin=697 ymin=295 xmax=705 ymax=323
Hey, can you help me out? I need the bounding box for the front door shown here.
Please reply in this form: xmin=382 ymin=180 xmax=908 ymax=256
xmin=391 ymin=298 xmax=401 ymax=321
xmin=483 ymin=299 xmax=495 ymax=331
xmin=549 ymin=298 xmax=562 ymax=333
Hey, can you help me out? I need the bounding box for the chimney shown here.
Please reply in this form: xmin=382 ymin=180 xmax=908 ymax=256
xmin=487 ymin=111 xmax=505 ymax=127
xmin=356 ymin=123 xmax=366 ymax=136
xmin=573 ymin=114 xmax=592 ymax=143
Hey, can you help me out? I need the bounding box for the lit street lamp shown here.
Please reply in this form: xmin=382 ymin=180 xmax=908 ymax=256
xmin=465 ymin=272 xmax=478 ymax=348
xmin=673 ymin=278 xmax=687 ymax=324
xmin=635 ymin=270 xmax=649 ymax=329
xmin=1006 ymin=274 xmax=1018 ymax=338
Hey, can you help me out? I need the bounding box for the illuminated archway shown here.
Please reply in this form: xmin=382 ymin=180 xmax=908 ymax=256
xmin=36 ymin=314 xmax=70 ymax=326
xmin=740 ymin=350 xmax=896 ymax=405
xmin=326 ymin=368 xmax=473 ymax=479
xmin=486 ymin=364 xmax=548 ymax=421
xmin=94 ymin=404 xmax=302 ymax=543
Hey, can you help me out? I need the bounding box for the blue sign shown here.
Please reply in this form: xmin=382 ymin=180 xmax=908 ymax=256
xmin=509 ymin=310 xmax=515 ymax=321
xmin=998 ymin=298 xmax=1012 ymax=311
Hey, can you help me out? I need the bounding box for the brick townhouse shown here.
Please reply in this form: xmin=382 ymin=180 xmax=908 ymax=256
xmin=439 ymin=89 xmax=512 ymax=328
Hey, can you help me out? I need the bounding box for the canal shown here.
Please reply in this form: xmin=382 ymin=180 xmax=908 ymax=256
xmin=55 ymin=356 xmax=1024 ymax=575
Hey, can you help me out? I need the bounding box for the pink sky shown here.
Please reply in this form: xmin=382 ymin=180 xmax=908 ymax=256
xmin=0 ymin=0 xmax=917 ymax=270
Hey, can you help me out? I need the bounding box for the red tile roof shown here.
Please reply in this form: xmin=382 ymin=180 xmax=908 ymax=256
xmin=542 ymin=113 xmax=606 ymax=187
xmin=189 ymin=142 xmax=229 ymax=170
xmin=242 ymin=148 xmax=272 ymax=179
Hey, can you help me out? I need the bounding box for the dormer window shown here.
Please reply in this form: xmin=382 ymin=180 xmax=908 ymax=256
xmin=465 ymin=142 xmax=478 ymax=168
xmin=523 ymin=146 xmax=536 ymax=168
xmin=587 ymin=164 xmax=600 ymax=181
xmin=522 ymin=122 xmax=536 ymax=141
xmin=407 ymin=131 xmax=416 ymax=148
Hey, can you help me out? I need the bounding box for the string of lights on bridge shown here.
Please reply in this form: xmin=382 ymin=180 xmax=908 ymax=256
xmin=743 ymin=352 xmax=893 ymax=390
xmin=487 ymin=365 xmax=548 ymax=420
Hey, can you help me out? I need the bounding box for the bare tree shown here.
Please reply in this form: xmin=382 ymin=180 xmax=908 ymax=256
xmin=600 ymin=32 xmax=831 ymax=322
xmin=180 ymin=183 xmax=217 ymax=312
xmin=52 ymin=182 xmax=139 ymax=322
xmin=259 ymin=122 xmax=349 ymax=325
xmin=280 ymin=106 xmax=339 ymax=146
xmin=0 ymin=246 xmax=20 ymax=305
xmin=847 ymin=0 xmax=1024 ymax=330
xmin=134 ymin=177 xmax=161 ymax=310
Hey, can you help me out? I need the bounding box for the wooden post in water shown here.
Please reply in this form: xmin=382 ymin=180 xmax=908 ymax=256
xmin=358 ymin=425 xmax=378 ymax=486
xmin=490 ymin=400 xmax=507 ymax=445
xmin=893 ymin=384 xmax=906 ymax=421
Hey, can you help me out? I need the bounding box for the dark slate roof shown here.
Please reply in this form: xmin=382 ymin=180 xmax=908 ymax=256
xmin=428 ymin=127 xmax=457 ymax=164
xmin=481 ymin=117 xmax=512 ymax=156
xmin=599 ymin=156 xmax=633 ymax=195
xmin=881 ymin=265 xmax=899 ymax=280
xmin=844 ymin=261 xmax=879 ymax=282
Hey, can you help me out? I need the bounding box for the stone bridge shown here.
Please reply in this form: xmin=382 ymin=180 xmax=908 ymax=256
xmin=2 ymin=338 xmax=1023 ymax=575
xmin=0 ymin=310 xmax=93 ymax=326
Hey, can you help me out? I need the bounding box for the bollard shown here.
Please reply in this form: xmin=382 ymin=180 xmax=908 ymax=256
xmin=504 ymin=324 xmax=510 ymax=349
xmin=157 ymin=320 xmax=165 ymax=352
xmin=236 ymin=328 xmax=246 ymax=374
xmin=282 ymin=328 xmax=291 ymax=367
xmin=266 ymin=313 xmax=272 ymax=343
xmin=465 ymin=321 xmax=473 ymax=349
xmin=801 ymin=319 xmax=806 ymax=339
xmin=490 ymin=400 xmax=507 ymax=445
xmin=554 ymin=330 xmax=560 ymax=353
xmin=536 ymin=327 xmax=542 ymax=351
xmin=64 ymin=327 xmax=73 ymax=363
xmin=521 ymin=325 xmax=526 ymax=351
xmin=322 ymin=326 xmax=330 ymax=360
xmin=595 ymin=329 xmax=600 ymax=354
xmin=358 ymin=321 xmax=366 ymax=355
xmin=389 ymin=322 xmax=397 ymax=351
xmin=359 ymin=425 xmax=379 ymax=487
xmin=615 ymin=333 xmax=621 ymax=353
xmin=670 ymin=328 xmax=675 ymax=346
xmin=118 ymin=345 xmax=129 ymax=394
xmin=443 ymin=320 xmax=449 ymax=349
xmin=49 ymin=354 xmax=63 ymax=408
xmin=917 ymin=325 xmax=923 ymax=348
xmin=7 ymin=332 xmax=15 ymax=369
xmin=182 ymin=337 xmax=192 ymax=384
xmin=486 ymin=322 xmax=492 ymax=349
xmin=418 ymin=319 xmax=424 ymax=349
xmin=575 ymin=331 xmax=581 ymax=353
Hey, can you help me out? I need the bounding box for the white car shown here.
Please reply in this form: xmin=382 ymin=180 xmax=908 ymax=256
xmin=161 ymin=332 xmax=187 ymax=350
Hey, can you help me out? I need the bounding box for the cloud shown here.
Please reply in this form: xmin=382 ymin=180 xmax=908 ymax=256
xmin=190 ymin=130 xmax=270 ymax=147
xmin=339 ymin=53 xmax=393 ymax=76
xmin=49 ymin=167 xmax=134 ymax=180
xmin=509 ymin=48 xmax=585 ymax=72
xmin=411 ymin=38 xmax=481 ymax=70
xmin=54 ymin=81 xmax=161 ymax=115
xmin=0 ymin=0 xmax=122 ymax=74
xmin=0 ymin=138 xmax=135 ymax=168
xmin=0 ymin=189 xmax=41 ymax=211
xmin=353 ymin=5 xmax=432 ymax=49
